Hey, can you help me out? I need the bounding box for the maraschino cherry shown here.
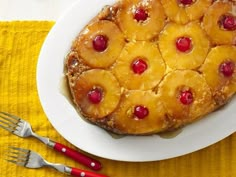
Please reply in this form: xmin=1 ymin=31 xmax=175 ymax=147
xmin=93 ymin=35 xmax=108 ymax=52
xmin=179 ymin=0 xmax=193 ymax=6
xmin=87 ymin=88 xmax=103 ymax=104
xmin=176 ymin=37 xmax=192 ymax=52
xmin=132 ymin=58 xmax=148 ymax=74
xmin=134 ymin=105 xmax=149 ymax=119
xmin=219 ymin=61 xmax=235 ymax=77
xmin=134 ymin=8 xmax=148 ymax=22
xmin=222 ymin=15 xmax=236 ymax=31
xmin=179 ymin=90 xmax=194 ymax=105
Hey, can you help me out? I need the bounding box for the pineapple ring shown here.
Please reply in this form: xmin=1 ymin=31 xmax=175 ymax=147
xmin=112 ymin=41 xmax=166 ymax=90
xmin=203 ymin=1 xmax=236 ymax=45
xmin=161 ymin=0 xmax=212 ymax=24
xmin=158 ymin=70 xmax=215 ymax=127
xmin=71 ymin=69 xmax=121 ymax=119
xmin=110 ymin=90 xmax=168 ymax=135
xmin=73 ymin=20 xmax=125 ymax=68
xmin=159 ymin=22 xmax=210 ymax=70
xmin=116 ymin=0 xmax=165 ymax=41
xmin=200 ymin=45 xmax=236 ymax=105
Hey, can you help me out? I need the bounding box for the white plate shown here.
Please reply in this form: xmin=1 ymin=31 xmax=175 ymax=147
xmin=37 ymin=0 xmax=236 ymax=162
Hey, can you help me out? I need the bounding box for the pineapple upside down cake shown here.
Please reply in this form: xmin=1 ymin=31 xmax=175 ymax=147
xmin=65 ymin=0 xmax=236 ymax=135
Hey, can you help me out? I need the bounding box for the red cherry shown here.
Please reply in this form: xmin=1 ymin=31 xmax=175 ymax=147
xmin=222 ymin=15 xmax=236 ymax=31
xmin=176 ymin=37 xmax=192 ymax=52
xmin=134 ymin=105 xmax=149 ymax=119
xmin=179 ymin=0 xmax=193 ymax=5
xmin=92 ymin=35 xmax=108 ymax=52
xmin=219 ymin=61 xmax=235 ymax=77
xmin=87 ymin=88 xmax=103 ymax=104
xmin=179 ymin=90 xmax=194 ymax=105
xmin=132 ymin=58 xmax=148 ymax=74
xmin=134 ymin=8 xmax=148 ymax=22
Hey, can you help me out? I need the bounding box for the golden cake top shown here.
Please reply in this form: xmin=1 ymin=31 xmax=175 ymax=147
xmin=65 ymin=0 xmax=236 ymax=135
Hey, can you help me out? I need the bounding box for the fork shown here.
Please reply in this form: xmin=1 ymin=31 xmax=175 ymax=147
xmin=5 ymin=147 xmax=108 ymax=177
xmin=0 ymin=112 xmax=101 ymax=171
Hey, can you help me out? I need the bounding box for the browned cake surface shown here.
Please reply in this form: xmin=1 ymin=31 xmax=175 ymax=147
xmin=65 ymin=0 xmax=236 ymax=135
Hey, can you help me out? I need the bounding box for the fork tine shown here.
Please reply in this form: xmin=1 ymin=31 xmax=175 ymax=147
xmin=7 ymin=149 xmax=29 ymax=157
xmin=0 ymin=123 xmax=15 ymax=133
xmin=0 ymin=112 xmax=21 ymax=121
xmin=5 ymin=154 xmax=28 ymax=161
xmin=0 ymin=113 xmax=19 ymax=125
xmin=0 ymin=112 xmax=21 ymax=133
xmin=0 ymin=119 xmax=17 ymax=128
xmin=9 ymin=146 xmax=30 ymax=153
xmin=7 ymin=147 xmax=29 ymax=158
xmin=5 ymin=147 xmax=30 ymax=167
xmin=5 ymin=159 xmax=26 ymax=167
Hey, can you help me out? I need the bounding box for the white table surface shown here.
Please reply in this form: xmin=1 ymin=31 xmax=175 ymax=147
xmin=0 ymin=0 xmax=78 ymax=20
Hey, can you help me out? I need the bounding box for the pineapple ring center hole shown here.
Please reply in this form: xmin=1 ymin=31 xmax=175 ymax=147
xmin=177 ymin=86 xmax=194 ymax=105
xmin=92 ymin=34 xmax=108 ymax=52
xmin=87 ymin=86 xmax=104 ymax=104
xmin=133 ymin=7 xmax=149 ymax=22
xmin=133 ymin=105 xmax=149 ymax=120
xmin=218 ymin=14 xmax=236 ymax=31
xmin=176 ymin=36 xmax=193 ymax=53
xmin=219 ymin=60 xmax=235 ymax=77
xmin=178 ymin=0 xmax=195 ymax=7
xmin=131 ymin=57 xmax=148 ymax=75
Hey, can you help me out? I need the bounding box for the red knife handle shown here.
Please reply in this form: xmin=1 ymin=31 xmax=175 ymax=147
xmin=70 ymin=167 xmax=108 ymax=177
xmin=51 ymin=142 xmax=102 ymax=171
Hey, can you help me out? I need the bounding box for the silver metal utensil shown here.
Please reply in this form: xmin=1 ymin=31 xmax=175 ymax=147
xmin=0 ymin=112 xmax=102 ymax=170
xmin=5 ymin=147 xmax=108 ymax=177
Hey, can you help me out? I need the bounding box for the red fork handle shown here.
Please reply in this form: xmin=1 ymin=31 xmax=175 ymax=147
xmin=50 ymin=141 xmax=102 ymax=171
xmin=70 ymin=167 xmax=108 ymax=177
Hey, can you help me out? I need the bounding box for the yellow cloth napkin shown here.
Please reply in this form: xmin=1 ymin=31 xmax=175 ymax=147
xmin=0 ymin=21 xmax=236 ymax=177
